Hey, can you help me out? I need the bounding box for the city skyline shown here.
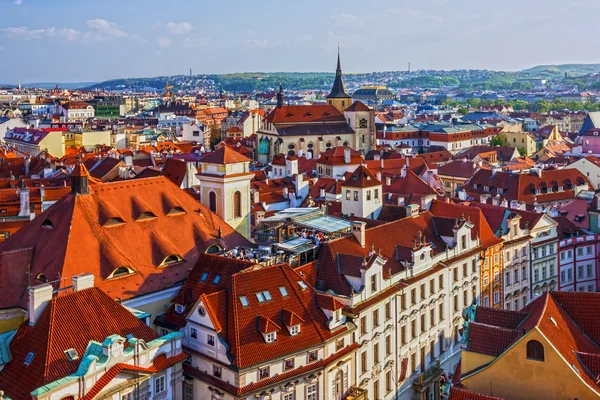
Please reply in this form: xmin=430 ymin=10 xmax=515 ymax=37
xmin=2 ymin=0 xmax=600 ymax=82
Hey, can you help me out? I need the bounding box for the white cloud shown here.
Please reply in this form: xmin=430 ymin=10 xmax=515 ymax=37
xmin=296 ymin=35 xmax=314 ymax=45
xmin=183 ymin=37 xmax=210 ymax=48
xmin=130 ymin=33 xmax=147 ymax=43
xmin=13 ymin=0 xmax=23 ymax=5
xmin=2 ymin=26 xmax=80 ymax=41
xmin=158 ymin=22 xmax=192 ymax=35
xmin=331 ymin=13 xmax=359 ymax=26
xmin=85 ymin=19 xmax=127 ymax=40
xmin=157 ymin=37 xmax=172 ymax=48
xmin=246 ymin=38 xmax=287 ymax=49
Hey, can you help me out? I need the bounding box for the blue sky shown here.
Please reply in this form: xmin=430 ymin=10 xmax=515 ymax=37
xmin=1 ymin=0 xmax=600 ymax=82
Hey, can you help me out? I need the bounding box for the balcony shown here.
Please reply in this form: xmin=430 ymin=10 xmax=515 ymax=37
xmin=346 ymin=386 xmax=368 ymax=400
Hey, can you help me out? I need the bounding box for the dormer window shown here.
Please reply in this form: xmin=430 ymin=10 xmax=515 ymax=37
xmin=497 ymin=188 xmax=503 ymax=195
xmin=297 ymin=281 xmax=308 ymax=290
xmin=473 ymin=184 xmax=478 ymax=189
xmin=558 ymin=186 xmax=563 ymax=192
xmin=535 ymin=189 xmax=541 ymax=195
xmin=65 ymin=348 xmax=79 ymax=361
xmin=483 ymin=186 xmax=489 ymax=192
xmin=289 ymin=325 xmax=301 ymax=336
xmin=160 ymin=254 xmax=183 ymax=266
xmin=547 ymin=187 xmax=552 ymax=193
xmin=167 ymin=206 xmax=186 ymax=216
xmin=104 ymin=217 xmax=125 ymax=227
xmin=265 ymin=332 xmax=277 ymax=343
xmin=109 ymin=266 xmax=134 ymax=279
xmin=175 ymin=304 xmax=185 ymax=314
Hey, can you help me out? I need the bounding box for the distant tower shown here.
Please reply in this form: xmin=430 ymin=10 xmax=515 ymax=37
xmin=276 ymin=79 xmax=284 ymax=108
xmin=190 ymin=68 xmax=192 ymax=78
xmin=197 ymin=147 xmax=253 ymax=239
xmin=18 ymin=79 xmax=21 ymax=91
xmin=326 ymin=46 xmax=352 ymax=112
xmin=408 ymin=62 xmax=411 ymax=73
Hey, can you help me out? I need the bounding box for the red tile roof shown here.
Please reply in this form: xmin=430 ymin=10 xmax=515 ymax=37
xmin=0 ymin=177 xmax=249 ymax=310
xmin=265 ymin=105 xmax=346 ymax=124
xmin=449 ymin=387 xmax=508 ymax=400
xmin=345 ymin=101 xmax=370 ymax=112
xmin=201 ymin=146 xmax=251 ymax=164
xmin=0 ymin=287 xmax=159 ymax=400
xmin=341 ymin=164 xmax=382 ymax=188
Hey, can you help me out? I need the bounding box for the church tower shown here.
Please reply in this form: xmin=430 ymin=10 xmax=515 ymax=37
xmin=326 ymin=47 xmax=352 ymax=113
xmin=198 ymin=146 xmax=253 ymax=239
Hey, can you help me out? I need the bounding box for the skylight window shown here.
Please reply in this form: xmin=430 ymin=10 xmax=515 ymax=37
xmin=239 ymin=296 xmax=249 ymax=306
xmin=263 ymin=290 xmax=272 ymax=301
xmin=65 ymin=348 xmax=79 ymax=361
xmin=24 ymin=352 xmax=35 ymax=366
xmin=213 ymin=275 xmax=221 ymax=284
xmin=279 ymin=287 xmax=288 ymax=297
xmin=297 ymin=281 xmax=308 ymax=290
xmin=200 ymin=272 xmax=209 ymax=282
xmin=256 ymin=292 xmax=266 ymax=302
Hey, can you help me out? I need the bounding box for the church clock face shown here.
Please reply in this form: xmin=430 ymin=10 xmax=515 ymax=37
xmin=359 ymin=118 xmax=368 ymax=129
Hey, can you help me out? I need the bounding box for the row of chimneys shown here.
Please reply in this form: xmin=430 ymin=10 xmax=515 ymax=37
xmin=28 ymin=273 xmax=95 ymax=325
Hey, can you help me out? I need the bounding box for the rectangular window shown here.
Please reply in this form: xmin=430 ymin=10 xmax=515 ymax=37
xmin=307 ymin=384 xmax=317 ymax=400
xmin=375 ymin=189 xmax=379 ymax=199
xmin=259 ymin=366 xmax=270 ymax=380
xmin=284 ymin=358 xmax=295 ymax=371
xmin=534 ymin=269 xmax=539 ymax=282
xmin=385 ymin=302 xmax=391 ymax=321
xmin=472 ymin=259 xmax=477 ymax=273
xmin=453 ymin=295 xmax=458 ymax=312
xmin=421 ymin=314 xmax=426 ymax=333
xmin=461 ymin=235 xmax=467 ymax=249
xmin=505 ymin=271 xmax=511 ymax=285
xmin=336 ymin=338 xmax=345 ymax=351
xmin=401 ymin=293 xmax=407 ymax=310
xmin=207 ymin=334 xmax=215 ymax=346
xmin=401 ymin=325 xmax=407 ymax=344
xmin=190 ymin=327 xmax=197 ymax=339
xmin=308 ymin=350 xmax=318 ymax=363
xmin=430 ymin=308 xmax=435 ymax=327
xmin=421 ymin=283 xmax=426 ymax=300
xmin=367 ymin=190 xmax=371 ymax=201
xmin=371 ymin=275 xmax=377 ymax=292
xmin=411 ymin=320 xmax=417 ymax=338
xmin=346 ymin=190 xmax=351 ymax=200
xmin=155 ymin=375 xmax=166 ymax=394
xmin=587 ymin=264 xmax=593 ymax=277
xmin=213 ymin=365 xmax=222 ymax=378
xmin=439 ymin=303 xmax=444 ymax=321
xmin=354 ymin=191 xmax=359 ymax=201
xmin=578 ymin=248 xmax=584 ymax=256
xmin=587 ymin=246 xmax=593 ymax=255
xmin=411 ymin=352 xmax=417 ymax=373
xmin=453 ymin=267 xmax=459 ymax=282
xmin=122 ymin=393 xmax=132 ymax=400
xmin=411 ymin=288 xmax=417 ymax=305
xmin=386 ymin=335 xmax=392 ymax=355
xmin=462 ymin=263 xmax=467 ymax=278
xmin=386 ymin=370 xmax=392 ymax=393
xmin=439 ymin=275 xmax=444 ymax=289
xmin=374 ymin=342 xmax=380 ymax=364
xmin=494 ymin=291 xmax=500 ymax=304
xmin=361 ymin=351 xmax=368 ymax=373
xmin=373 ymin=309 xmax=379 ymax=327
xmin=283 ymin=393 xmax=294 ymax=400
xmin=430 ymin=279 xmax=435 ymax=295
xmin=361 ymin=316 xmax=367 ymax=335
xmin=514 ymin=269 xmax=519 ymax=283
xmin=463 ymin=290 xmax=468 ymax=307
xmin=374 ymin=379 xmax=380 ymax=400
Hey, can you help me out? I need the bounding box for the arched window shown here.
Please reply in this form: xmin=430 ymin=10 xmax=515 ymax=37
xmin=526 ymin=340 xmax=544 ymax=361
xmin=206 ymin=244 xmax=223 ymax=254
xmin=209 ymin=191 xmax=217 ymax=213
xmin=233 ymin=191 xmax=242 ymax=218
xmin=161 ymin=255 xmax=183 ymax=266
xmin=109 ymin=266 xmax=133 ymax=279
xmin=36 ymin=273 xmax=47 ymax=283
xmin=334 ymin=370 xmax=344 ymax=398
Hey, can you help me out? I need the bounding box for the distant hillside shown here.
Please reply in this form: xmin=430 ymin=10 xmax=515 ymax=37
xmin=520 ymin=64 xmax=600 ymax=78
xmin=75 ymin=63 xmax=600 ymax=92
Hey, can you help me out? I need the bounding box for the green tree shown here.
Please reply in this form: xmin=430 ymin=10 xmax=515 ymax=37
xmin=457 ymin=108 xmax=469 ymax=116
xmin=490 ymin=136 xmax=504 ymax=146
xmin=518 ymin=147 xmax=527 ymax=156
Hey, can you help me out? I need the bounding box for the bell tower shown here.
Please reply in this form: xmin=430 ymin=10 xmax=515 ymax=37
xmin=326 ymin=47 xmax=352 ymax=113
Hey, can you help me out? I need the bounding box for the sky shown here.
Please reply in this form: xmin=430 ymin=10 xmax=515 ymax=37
xmin=1 ymin=0 xmax=600 ymax=83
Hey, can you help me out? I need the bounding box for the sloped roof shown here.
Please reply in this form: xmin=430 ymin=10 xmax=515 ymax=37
xmin=341 ymin=165 xmax=382 ymax=188
xmin=345 ymin=101 xmax=370 ymax=112
xmin=200 ymin=146 xmax=251 ymax=164
xmin=265 ymin=105 xmax=346 ymax=124
xmin=0 ymin=287 xmax=158 ymax=400
xmin=0 ymin=177 xmax=249 ymax=309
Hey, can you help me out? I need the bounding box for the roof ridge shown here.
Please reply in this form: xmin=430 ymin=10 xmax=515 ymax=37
xmin=230 ymin=273 xmax=242 ymax=368
xmin=42 ymin=295 xmax=56 ymax=384
xmin=470 ymin=321 xmax=522 ymax=334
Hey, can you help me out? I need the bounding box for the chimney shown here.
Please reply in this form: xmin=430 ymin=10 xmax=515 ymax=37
xmin=298 ymin=149 xmax=303 ymax=157
xmin=421 ymin=194 xmax=434 ymax=211
xmin=72 ymin=273 xmax=95 ymax=292
xmin=510 ymin=200 xmax=519 ymax=209
xmin=386 ymin=176 xmax=392 ymax=185
xmin=28 ymin=283 xmax=53 ymax=326
xmin=458 ymin=189 xmax=467 ymax=201
xmin=25 ymin=157 xmax=30 ymax=176
xmin=252 ymin=190 xmax=259 ymax=203
xmin=401 ymin=165 xmax=407 ymax=178
xmin=491 ymin=195 xmax=500 ymax=206
xmin=376 ymin=172 xmax=382 ymax=181
xmin=306 ymin=151 xmax=312 ymax=160
xmin=320 ymin=188 xmax=326 ymax=198
xmin=351 ymin=221 xmax=366 ymax=247
xmin=344 ymin=148 xmax=351 ymax=164
xmin=282 ymin=187 xmax=289 ymax=199
xmin=39 ymin=185 xmax=45 ymax=202
xmin=18 ymin=186 xmax=30 ymax=217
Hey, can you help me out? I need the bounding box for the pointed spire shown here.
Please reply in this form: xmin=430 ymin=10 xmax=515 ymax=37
xmin=276 ymin=77 xmax=284 ymax=109
xmin=336 ymin=43 xmax=342 ymax=74
xmin=327 ymin=46 xmax=350 ymax=100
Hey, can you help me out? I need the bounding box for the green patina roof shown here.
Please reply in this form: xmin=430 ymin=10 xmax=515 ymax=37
xmin=0 ymin=329 xmax=17 ymax=366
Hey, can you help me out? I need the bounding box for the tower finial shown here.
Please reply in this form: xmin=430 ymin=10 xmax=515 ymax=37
xmin=276 ymin=77 xmax=284 ymax=108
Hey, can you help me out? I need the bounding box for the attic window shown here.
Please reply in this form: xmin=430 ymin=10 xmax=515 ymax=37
xmin=137 ymin=212 xmax=157 ymax=221
xmin=24 ymin=352 xmax=35 ymax=366
xmin=36 ymin=273 xmax=48 ymax=283
xmin=175 ymin=304 xmax=185 ymax=314
xmin=200 ymin=272 xmax=209 ymax=282
xmin=109 ymin=266 xmax=133 ymax=278
xmin=497 ymin=189 xmax=503 ymax=195
xmin=239 ymin=296 xmax=249 ymax=306
xmin=167 ymin=206 xmax=186 ymax=216
xmin=65 ymin=348 xmax=79 ymax=361
xmin=265 ymin=332 xmax=277 ymax=343
xmin=42 ymin=219 xmax=54 ymax=229
xmin=279 ymin=287 xmax=288 ymax=297
xmin=104 ymin=217 xmax=125 ymax=227
xmin=256 ymin=290 xmax=272 ymax=302
xmin=213 ymin=275 xmax=221 ymax=284
xmin=289 ymin=324 xmax=301 ymax=336
xmin=483 ymin=186 xmax=490 ymax=192
xmin=297 ymin=281 xmax=308 ymax=290
xmin=160 ymin=254 xmax=183 ymax=266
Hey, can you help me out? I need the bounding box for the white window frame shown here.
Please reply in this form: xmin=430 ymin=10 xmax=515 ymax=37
xmin=155 ymin=375 xmax=166 ymax=394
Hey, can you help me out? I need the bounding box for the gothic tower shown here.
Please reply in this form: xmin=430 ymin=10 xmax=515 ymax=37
xmin=326 ymin=47 xmax=352 ymax=113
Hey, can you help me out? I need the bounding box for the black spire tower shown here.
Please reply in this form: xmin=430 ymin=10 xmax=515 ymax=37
xmin=276 ymin=78 xmax=284 ymax=108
